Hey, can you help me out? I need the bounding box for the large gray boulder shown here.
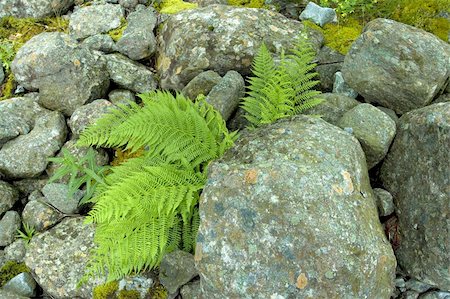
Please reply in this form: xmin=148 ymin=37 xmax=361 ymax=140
xmin=11 ymin=32 xmax=110 ymax=116
xmin=196 ymin=116 xmax=396 ymax=298
xmin=380 ymin=102 xmax=450 ymax=291
xmin=25 ymin=217 xmax=103 ymax=298
xmin=0 ymin=111 xmax=67 ymax=179
xmin=342 ymin=18 xmax=450 ymax=115
xmin=0 ymin=0 xmax=74 ymax=18
xmin=157 ymin=4 xmax=323 ymax=90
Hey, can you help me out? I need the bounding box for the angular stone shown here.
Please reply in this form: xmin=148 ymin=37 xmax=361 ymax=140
xmin=108 ymin=89 xmax=136 ymax=106
xmin=69 ymin=3 xmax=124 ymax=40
xmin=380 ymin=102 xmax=450 ymax=290
xmin=0 ymin=111 xmax=67 ymax=179
xmin=116 ymin=6 xmax=157 ymax=60
xmin=316 ymin=46 xmax=344 ymax=92
xmin=68 ymin=99 xmax=114 ymax=138
xmin=41 ymin=183 xmax=83 ymax=214
xmin=299 ymin=2 xmax=337 ymax=27
xmin=373 ymin=188 xmax=395 ymax=217
xmin=157 ymin=5 xmax=323 ymax=90
xmin=419 ymin=291 xmax=450 ymax=299
xmin=12 ymin=178 xmax=48 ymax=200
xmin=197 ymin=115 xmax=396 ymax=298
xmin=3 ymin=239 xmax=27 ymax=263
xmin=11 ymin=32 xmax=110 ymax=116
xmin=180 ymin=280 xmax=201 ymax=299
xmin=338 ymin=103 xmax=396 ymax=169
xmin=22 ymin=199 xmax=62 ymax=232
xmin=24 ymin=217 xmax=103 ymax=298
xmin=182 ymin=70 xmax=222 ymax=100
xmin=0 ymin=211 xmax=21 ymax=247
xmin=0 ymin=289 xmax=28 ymax=299
xmin=159 ymin=250 xmax=198 ymax=294
xmin=0 ymin=181 xmax=19 ymax=215
xmin=81 ymin=34 xmax=118 ymax=53
xmin=406 ymin=279 xmax=433 ymax=293
xmin=205 ymin=70 xmax=245 ymax=121
xmin=3 ymin=272 xmax=37 ymax=297
xmin=106 ymin=53 xmax=157 ymax=93
xmin=342 ymin=19 xmax=450 ymax=115
xmin=333 ymin=71 xmax=358 ymax=98
xmin=0 ymin=0 xmax=74 ymax=18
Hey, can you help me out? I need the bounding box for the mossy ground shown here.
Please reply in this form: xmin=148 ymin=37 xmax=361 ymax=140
xmin=0 ymin=261 xmax=30 ymax=287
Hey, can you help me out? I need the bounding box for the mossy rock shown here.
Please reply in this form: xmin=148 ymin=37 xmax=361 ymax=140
xmin=156 ymin=0 xmax=198 ymax=14
xmin=108 ymin=17 xmax=128 ymax=42
xmin=93 ymin=281 xmax=119 ymax=299
xmin=0 ymin=261 xmax=30 ymax=288
xmin=227 ymin=0 xmax=265 ymax=8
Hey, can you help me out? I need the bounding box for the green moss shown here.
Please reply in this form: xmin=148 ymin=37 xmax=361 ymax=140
xmin=117 ymin=289 xmax=141 ymax=299
xmin=147 ymin=284 xmax=168 ymax=299
xmin=157 ymin=0 xmax=198 ymax=14
xmin=0 ymin=72 xmax=16 ymax=101
xmin=227 ymin=0 xmax=265 ymax=8
xmin=0 ymin=261 xmax=30 ymax=287
xmin=93 ymin=281 xmax=119 ymax=299
xmin=108 ymin=17 xmax=128 ymax=42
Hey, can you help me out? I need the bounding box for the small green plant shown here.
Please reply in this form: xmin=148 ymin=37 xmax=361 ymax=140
xmin=16 ymin=222 xmax=36 ymax=244
xmin=317 ymin=0 xmax=378 ymax=19
xmin=48 ymin=148 xmax=110 ymax=205
xmin=241 ymin=35 xmax=323 ymax=128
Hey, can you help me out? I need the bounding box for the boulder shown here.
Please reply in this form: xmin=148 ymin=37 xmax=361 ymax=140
xmin=0 ymin=0 xmax=74 ymax=18
xmin=67 ymin=99 xmax=114 ymax=138
xmin=11 ymin=32 xmax=110 ymax=116
xmin=299 ymin=2 xmax=337 ymax=27
xmin=316 ymin=46 xmax=344 ymax=92
xmin=2 ymin=272 xmax=37 ymax=297
xmin=157 ymin=4 xmax=323 ymax=90
xmin=24 ymin=217 xmax=103 ymax=298
xmin=3 ymin=239 xmax=27 ymax=263
xmin=342 ymin=18 xmax=450 ymax=115
xmin=69 ymin=3 xmax=124 ymax=40
xmin=159 ymin=250 xmax=198 ymax=294
xmin=182 ymin=70 xmax=222 ymax=100
xmin=380 ymin=102 xmax=450 ymax=290
xmin=0 ymin=111 xmax=67 ymax=179
xmin=108 ymin=89 xmax=136 ymax=106
xmin=41 ymin=183 xmax=83 ymax=214
xmin=0 ymin=181 xmax=19 ymax=215
xmin=0 ymin=211 xmax=21 ymax=247
xmin=196 ymin=115 xmax=396 ymax=298
xmin=81 ymin=34 xmax=118 ymax=53
xmin=22 ymin=199 xmax=62 ymax=232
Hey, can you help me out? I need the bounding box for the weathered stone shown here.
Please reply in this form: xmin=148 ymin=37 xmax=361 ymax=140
xmin=157 ymin=5 xmax=323 ymax=90
xmin=41 ymin=183 xmax=83 ymax=214
xmin=342 ymin=18 xmax=450 ymax=115
xmin=67 ymin=99 xmax=114 ymax=138
xmin=22 ymin=199 xmax=62 ymax=232
xmin=338 ymin=103 xmax=396 ymax=169
xmin=12 ymin=177 xmax=48 ymax=200
xmin=3 ymin=272 xmax=37 ymax=297
xmin=406 ymin=279 xmax=433 ymax=293
xmin=159 ymin=250 xmax=198 ymax=294
xmin=333 ymin=71 xmax=358 ymax=98
xmin=0 ymin=64 xmax=4 ymax=84
xmin=11 ymin=32 xmax=110 ymax=116
xmin=0 ymin=181 xmax=19 ymax=215
xmin=206 ymin=70 xmax=245 ymax=121
xmin=119 ymin=0 xmax=139 ymax=10
xmin=3 ymin=239 xmax=27 ymax=263
xmin=377 ymin=106 xmax=399 ymax=125
xmin=373 ymin=188 xmax=395 ymax=217
xmin=299 ymin=1 xmax=337 ymax=27
xmin=69 ymin=3 xmax=124 ymax=40
xmin=0 ymin=211 xmax=21 ymax=247
xmin=304 ymin=92 xmax=359 ymax=126
xmin=116 ymin=6 xmax=157 ymax=60
xmin=106 ymin=53 xmax=158 ymax=93
xmin=380 ymin=102 xmax=450 ymax=290
xmin=180 ymin=280 xmax=201 ymax=299
xmin=0 ymin=111 xmax=67 ymax=179
xmin=81 ymin=34 xmax=118 ymax=53
xmin=0 ymin=0 xmax=74 ymax=18
xmin=182 ymin=70 xmax=222 ymax=100
xmin=419 ymin=291 xmax=450 ymax=299
xmin=197 ymin=115 xmax=396 ymax=298
xmin=433 ymin=93 xmax=450 ymax=104
xmin=118 ymin=274 xmax=154 ymax=299
xmin=402 ymin=290 xmax=421 ymax=299
xmin=0 ymin=289 xmax=28 ymax=299
xmin=108 ymin=89 xmax=136 ymax=106
xmin=316 ymin=46 xmax=344 ymax=92
xmin=25 ymin=217 xmax=103 ymax=298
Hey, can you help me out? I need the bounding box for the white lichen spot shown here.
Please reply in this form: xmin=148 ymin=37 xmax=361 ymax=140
xmin=221 ymin=243 xmax=233 ymax=266
xmin=270 ymin=294 xmax=286 ymax=299
xmin=269 ymin=195 xmax=279 ymax=203
xmin=269 ymin=25 xmax=279 ymax=32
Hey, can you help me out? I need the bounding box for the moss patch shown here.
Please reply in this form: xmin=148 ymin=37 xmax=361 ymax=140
xmin=117 ymin=289 xmax=141 ymax=299
xmin=157 ymin=0 xmax=198 ymax=14
xmin=93 ymin=281 xmax=119 ymax=299
xmin=227 ymin=0 xmax=265 ymax=8
xmin=0 ymin=261 xmax=30 ymax=287
xmin=147 ymin=283 xmax=168 ymax=299
xmin=108 ymin=17 xmax=128 ymax=42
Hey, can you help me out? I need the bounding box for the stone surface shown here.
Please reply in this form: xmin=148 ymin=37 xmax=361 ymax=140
xmin=3 ymin=239 xmax=27 ymax=263
xmin=0 ymin=289 xmax=28 ymax=299
xmin=3 ymin=272 xmax=37 ymax=297
xmin=333 ymin=71 xmax=358 ymax=98
xmin=380 ymin=102 xmax=450 ymax=290
xmin=377 ymin=106 xmax=399 ymax=125
xmin=0 ymin=0 xmax=74 ymax=18
xmin=304 ymin=92 xmax=359 ymax=126
xmin=11 ymin=32 xmax=110 ymax=116
xmin=205 ymin=70 xmax=245 ymax=121
xmin=157 ymin=4 xmax=323 ymax=90
xmin=41 ymin=183 xmax=83 ymax=214
xmin=405 ymin=279 xmax=433 ymax=293
xmin=0 ymin=181 xmax=19 ymax=215
xmin=108 ymin=89 xmax=136 ymax=106
xmin=0 ymin=211 xmax=21 ymax=247
xmin=159 ymin=250 xmax=198 ymax=294
xmin=81 ymin=34 xmax=118 ymax=53
xmin=373 ymin=188 xmax=395 ymax=217
xmin=25 ymin=217 xmax=103 ymax=298
xmin=196 ymin=115 xmax=396 ymax=298
xmin=105 ymin=53 xmax=158 ymax=93
xmin=67 ymin=99 xmax=114 ymax=138
xmin=419 ymin=291 xmax=450 ymax=299
xmin=182 ymin=70 xmax=222 ymax=100
xmin=299 ymin=1 xmax=337 ymax=27
xmin=0 ymin=111 xmax=67 ymax=179
xmin=180 ymin=280 xmax=201 ymax=299
xmin=119 ymin=0 xmax=139 ymax=10
xmin=433 ymin=93 xmax=450 ymax=104
xmin=69 ymin=3 xmax=124 ymax=40
xmin=338 ymin=103 xmax=396 ymax=169
xmin=22 ymin=198 xmax=62 ymax=232
xmin=12 ymin=177 xmax=48 ymax=200
xmin=342 ymin=18 xmax=450 ymax=115
xmin=116 ymin=6 xmax=157 ymax=60
xmin=118 ymin=274 xmax=154 ymax=299
xmin=0 ymin=64 xmax=4 ymax=84
xmin=316 ymin=46 xmax=344 ymax=92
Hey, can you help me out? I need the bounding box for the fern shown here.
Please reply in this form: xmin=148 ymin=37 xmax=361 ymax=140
xmin=78 ymin=91 xmax=237 ymax=282
xmin=241 ymin=35 xmax=324 ymax=128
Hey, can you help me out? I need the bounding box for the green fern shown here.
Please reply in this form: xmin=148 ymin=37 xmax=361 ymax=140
xmin=78 ymin=91 xmax=237 ymax=282
xmin=241 ymin=36 xmax=323 ymax=128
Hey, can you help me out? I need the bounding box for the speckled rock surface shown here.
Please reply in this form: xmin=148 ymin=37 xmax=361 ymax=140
xmin=3 ymin=272 xmax=37 ymax=297
xmin=0 ymin=111 xmax=67 ymax=179
xmin=0 ymin=180 xmax=19 ymax=215
xmin=157 ymin=4 xmax=323 ymax=90
xmin=338 ymin=103 xmax=397 ymax=169
xmin=69 ymin=3 xmax=124 ymax=40
xmin=316 ymin=46 xmax=344 ymax=92
xmin=41 ymin=183 xmax=83 ymax=214
xmin=196 ymin=115 xmax=396 ymax=298
xmin=182 ymin=70 xmax=222 ymax=100
xmin=24 ymin=217 xmax=103 ymax=298
xmin=0 ymin=211 xmax=21 ymax=247
xmin=380 ymin=102 xmax=450 ymax=291
xmin=159 ymin=250 xmax=198 ymax=294
xmin=299 ymin=1 xmax=337 ymax=27
xmin=22 ymin=198 xmax=62 ymax=232
xmin=0 ymin=289 xmax=28 ymax=299
xmin=81 ymin=34 xmax=118 ymax=53
xmin=67 ymin=99 xmax=114 ymax=138
xmin=342 ymin=19 xmax=450 ymax=115
xmin=105 ymin=53 xmax=157 ymax=93
xmin=180 ymin=280 xmax=201 ymax=299
xmin=333 ymin=71 xmax=358 ymax=98
xmin=0 ymin=0 xmax=74 ymax=18
xmin=419 ymin=291 xmax=450 ymax=299
xmin=11 ymin=32 xmax=110 ymax=116
xmin=3 ymin=239 xmax=27 ymax=263
xmin=373 ymin=188 xmax=395 ymax=217
xmin=108 ymin=89 xmax=136 ymax=106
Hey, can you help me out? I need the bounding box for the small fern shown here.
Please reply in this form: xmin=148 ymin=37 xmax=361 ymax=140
xmin=78 ymin=91 xmax=237 ymax=282
xmin=241 ymin=35 xmax=323 ymax=128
